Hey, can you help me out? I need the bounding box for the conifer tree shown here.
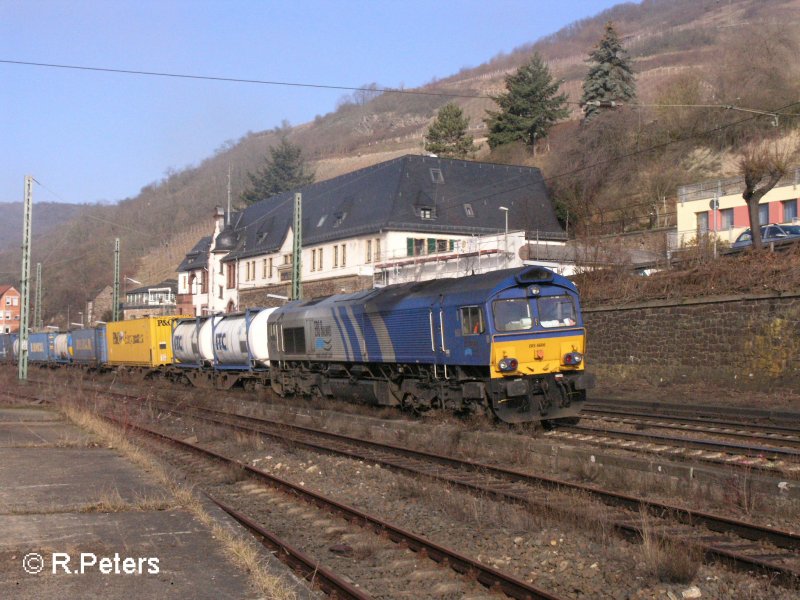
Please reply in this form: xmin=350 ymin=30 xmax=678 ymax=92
xmin=424 ymin=103 xmax=475 ymax=158
xmin=580 ymin=22 xmax=636 ymax=121
xmin=485 ymin=53 xmax=568 ymax=149
xmin=241 ymin=137 xmax=315 ymax=205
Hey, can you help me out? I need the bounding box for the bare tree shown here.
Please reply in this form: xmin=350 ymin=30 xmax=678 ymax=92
xmin=739 ymin=137 xmax=798 ymax=249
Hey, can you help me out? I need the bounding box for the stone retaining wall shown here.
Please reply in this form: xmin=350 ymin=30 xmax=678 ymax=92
xmin=583 ymin=293 xmax=800 ymax=390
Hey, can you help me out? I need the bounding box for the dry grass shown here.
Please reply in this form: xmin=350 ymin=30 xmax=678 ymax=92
xmin=638 ymin=509 xmax=701 ymax=584
xmin=577 ymin=243 xmax=800 ymax=306
xmin=61 ymin=404 xmax=298 ymax=600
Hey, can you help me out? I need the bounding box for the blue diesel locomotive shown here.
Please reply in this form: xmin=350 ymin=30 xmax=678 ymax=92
xmin=267 ymin=266 xmax=593 ymax=423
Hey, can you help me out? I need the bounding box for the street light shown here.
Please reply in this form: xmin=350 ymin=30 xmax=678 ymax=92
xmin=123 ymin=277 xmax=142 ymax=319
xmin=499 ymin=206 xmax=509 ymax=265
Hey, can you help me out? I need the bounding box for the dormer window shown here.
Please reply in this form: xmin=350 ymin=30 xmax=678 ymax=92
xmin=317 ymin=215 xmax=327 ymax=227
xmin=430 ymin=168 xmax=444 ymax=184
xmin=333 ymin=212 xmax=347 ymax=227
xmin=419 ymin=207 xmax=435 ymax=220
xmin=464 ymin=203 xmax=474 ymax=218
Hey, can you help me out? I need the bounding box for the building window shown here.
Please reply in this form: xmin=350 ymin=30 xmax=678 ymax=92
xmin=374 ymin=238 xmax=381 ymax=262
xmin=341 ymin=244 xmax=346 ymax=267
xmin=784 ymin=199 xmax=797 ymax=222
xmin=719 ymin=208 xmax=734 ymax=230
xmin=419 ymin=207 xmax=434 ymax=220
xmin=226 ymin=264 xmax=235 ymax=289
xmin=365 ymin=240 xmax=372 ymax=263
xmin=463 ymin=203 xmax=474 ymax=218
xmin=436 ymin=239 xmax=448 ymax=253
xmin=201 ymin=272 xmax=208 ymax=294
xmin=696 ymin=212 xmax=708 ymax=234
xmin=333 ymin=245 xmax=338 ymax=267
xmin=311 ymin=249 xmax=316 ymax=271
xmin=269 ymin=257 xmax=273 ymax=278
xmin=759 ymin=203 xmax=769 ymax=225
xmin=218 ymin=285 xmax=223 ymax=299
xmin=318 ymin=248 xmax=323 ymax=271
xmin=430 ymin=168 xmax=444 ymax=184
xmin=262 ymin=259 xmax=267 ymax=279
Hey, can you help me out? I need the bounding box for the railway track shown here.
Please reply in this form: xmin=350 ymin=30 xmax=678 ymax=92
xmin=74 ymin=385 xmax=800 ymax=587
xmin=548 ymin=423 xmax=800 ymax=476
xmin=100 ymin=412 xmax=564 ymax=600
xmin=581 ymin=411 xmax=800 ymax=447
xmin=587 ymin=398 xmax=800 ymax=429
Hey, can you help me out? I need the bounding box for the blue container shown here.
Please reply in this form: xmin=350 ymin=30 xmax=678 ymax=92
xmin=28 ymin=332 xmax=55 ymax=363
xmin=72 ymin=327 xmax=107 ymax=365
xmin=0 ymin=333 xmax=16 ymax=362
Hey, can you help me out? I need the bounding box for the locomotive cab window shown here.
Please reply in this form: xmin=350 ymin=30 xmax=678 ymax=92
xmin=460 ymin=306 xmax=484 ymax=335
xmin=282 ymin=327 xmax=306 ymax=354
xmin=492 ymin=299 xmax=532 ymax=332
xmin=537 ymin=295 xmax=577 ymax=328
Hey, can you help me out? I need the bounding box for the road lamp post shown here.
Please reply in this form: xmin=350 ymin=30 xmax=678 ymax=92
xmin=499 ymin=206 xmax=509 ymax=266
xmin=123 ymin=277 xmax=142 ymax=320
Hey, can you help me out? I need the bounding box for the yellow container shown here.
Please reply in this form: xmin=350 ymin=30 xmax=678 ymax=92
xmin=105 ymin=316 xmax=188 ymax=367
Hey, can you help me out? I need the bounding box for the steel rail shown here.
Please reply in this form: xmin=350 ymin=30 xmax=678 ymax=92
xmin=11 ymin=381 xmax=800 ymax=586
xmin=581 ymin=410 xmax=800 ymax=447
xmin=206 ymin=494 xmax=373 ymax=600
xmin=587 ymin=398 xmax=800 ymax=425
xmin=108 ymin=394 xmax=800 ymax=586
xmin=558 ymin=423 xmax=800 ymax=460
xmin=100 ymin=413 xmax=565 ymax=600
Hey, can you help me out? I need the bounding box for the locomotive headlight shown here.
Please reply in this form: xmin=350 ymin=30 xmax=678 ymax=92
xmin=563 ymin=351 xmax=583 ymax=366
xmin=498 ymin=357 xmax=519 ymax=372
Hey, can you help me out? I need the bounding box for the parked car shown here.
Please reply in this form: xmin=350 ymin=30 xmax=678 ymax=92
xmin=731 ymin=223 xmax=800 ymax=249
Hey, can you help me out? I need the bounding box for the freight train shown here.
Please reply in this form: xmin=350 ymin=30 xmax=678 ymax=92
xmin=0 ymin=266 xmax=593 ymax=423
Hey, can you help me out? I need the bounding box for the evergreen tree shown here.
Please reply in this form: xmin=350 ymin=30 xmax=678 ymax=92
xmin=424 ymin=103 xmax=475 ymax=158
xmin=241 ymin=137 xmax=315 ymax=205
xmin=484 ymin=53 xmax=569 ymax=149
xmin=580 ymin=22 xmax=636 ymax=121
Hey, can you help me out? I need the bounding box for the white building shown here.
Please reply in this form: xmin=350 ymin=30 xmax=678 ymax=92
xmin=177 ymin=155 xmax=570 ymax=313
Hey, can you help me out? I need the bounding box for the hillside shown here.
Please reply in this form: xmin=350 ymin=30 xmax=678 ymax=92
xmin=1 ymin=0 xmax=798 ymax=323
xmin=0 ymin=202 xmax=87 ymax=252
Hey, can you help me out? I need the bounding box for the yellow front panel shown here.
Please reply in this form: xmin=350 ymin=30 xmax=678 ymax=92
xmin=491 ymin=332 xmax=585 ymax=379
xmin=106 ymin=316 xmax=186 ymax=367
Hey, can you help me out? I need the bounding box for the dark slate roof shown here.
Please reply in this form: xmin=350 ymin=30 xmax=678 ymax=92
xmin=177 ymin=236 xmax=212 ymax=272
xmin=195 ymin=155 xmax=563 ymax=264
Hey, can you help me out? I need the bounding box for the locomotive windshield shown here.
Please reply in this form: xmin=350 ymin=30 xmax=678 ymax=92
xmin=493 ymin=295 xmax=577 ymax=331
xmin=492 ymin=299 xmax=533 ymax=331
xmin=537 ymin=295 xmax=577 ymax=328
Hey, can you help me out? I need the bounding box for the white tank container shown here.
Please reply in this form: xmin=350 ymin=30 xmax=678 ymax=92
xmin=54 ymin=334 xmax=72 ymax=360
xmin=173 ymin=316 xmax=220 ymax=365
xmin=214 ymin=308 xmax=277 ymax=367
xmin=173 ymin=320 xmax=201 ymax=364
xmin=197 ymin=316 xmax=217 ymax=363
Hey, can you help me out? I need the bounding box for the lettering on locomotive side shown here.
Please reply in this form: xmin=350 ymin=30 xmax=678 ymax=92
xmin=214 ymin=333 xmax=228 ymax=351
xmin=528 ymin=342 xmax=547 ymax=348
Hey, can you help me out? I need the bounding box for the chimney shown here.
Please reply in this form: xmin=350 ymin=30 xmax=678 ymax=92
xmin=214 ymin=206 xmax=225 ymax=230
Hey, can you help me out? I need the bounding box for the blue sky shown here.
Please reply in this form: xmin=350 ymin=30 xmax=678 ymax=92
xmin=1 ymin=0 xmax=624 ymax=205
